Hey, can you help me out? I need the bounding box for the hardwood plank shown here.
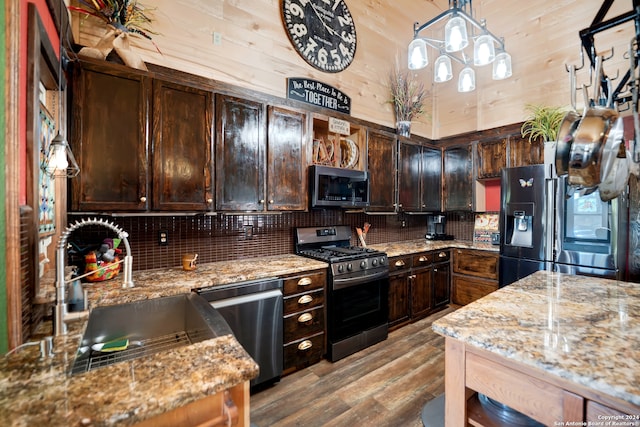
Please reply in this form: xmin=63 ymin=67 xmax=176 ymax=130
xmin=250 ymin=306 xmax=457 ymax=426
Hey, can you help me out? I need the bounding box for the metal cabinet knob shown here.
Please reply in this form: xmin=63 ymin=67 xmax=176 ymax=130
xmin=298 ymin=295 xmax=313 ymax=305
xmin=259 ymin=199 xmax=265 ymax=204
xmin=207 ymin=198 xmax=213 ymax=203
xmin=298 ymin=340 xmax=313 ymax=351
xmin=297 ymin=277 xmax=312 ymax=287
xmin=298 ymin=313 xmax=313 ymax=323
xmin=269 ymin=199 xmax=274 ymax=204
xmin=140 ymin=196 xmax=147 ymax=202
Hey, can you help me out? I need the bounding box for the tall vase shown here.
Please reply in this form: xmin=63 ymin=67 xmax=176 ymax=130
xmin=396 ymin=120 xmax=411 ymax=137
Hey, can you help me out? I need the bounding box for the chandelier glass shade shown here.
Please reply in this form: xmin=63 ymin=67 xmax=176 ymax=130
xmin=408 ymin=0 xmax=511 ymax=91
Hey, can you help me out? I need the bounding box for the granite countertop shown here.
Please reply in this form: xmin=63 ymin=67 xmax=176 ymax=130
xmin=368 ymin=238 xmax=498 ymax=257
xmin=2 ymin=254 xmax=328 ymax=426
xmin=432 ymin=270 xmax=640 ymax=407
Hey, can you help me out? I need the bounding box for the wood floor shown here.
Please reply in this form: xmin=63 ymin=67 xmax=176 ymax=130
xmin=250 ymin=306 xmax=457 ymax=427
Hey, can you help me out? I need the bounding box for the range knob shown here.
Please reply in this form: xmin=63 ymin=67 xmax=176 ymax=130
xmin=347 ymin=263 xmax=353 ymax=271
xmin=360 ymin=260 xmax=367 ymax=269
xmin=337 ymin=264 xmax=344 ymax=273
xmin=372 ymin=258 xmax=378 ymax=266
xmin=379 ymin=257 xmax=386 ymax=265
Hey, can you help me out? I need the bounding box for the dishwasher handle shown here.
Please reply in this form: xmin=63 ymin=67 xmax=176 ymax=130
xmin=209 ymin=289 xmax=283 ymax=309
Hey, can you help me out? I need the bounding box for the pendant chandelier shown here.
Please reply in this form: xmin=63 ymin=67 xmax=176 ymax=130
xmin=408 ymin=0 xmax=512 ymax=92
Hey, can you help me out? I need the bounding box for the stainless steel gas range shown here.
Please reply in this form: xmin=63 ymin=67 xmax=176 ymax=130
xmin=295 ymin=226 xmax=389 ymax=362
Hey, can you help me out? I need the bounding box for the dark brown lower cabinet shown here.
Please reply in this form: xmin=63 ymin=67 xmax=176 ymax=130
xmin=388 ymin=251 xmax=451 ymax=331
xmin=282 ymin=270 xmax=326 ymax=375
xmin=452 ymin=249 xmax=499 ymax=305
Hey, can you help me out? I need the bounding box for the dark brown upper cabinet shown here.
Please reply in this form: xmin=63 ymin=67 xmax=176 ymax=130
xmin=215 ymin=95 xmax=266 ymax=211
xmin=215 ymin=95 xmax=308 ymax=212
xmin=476 ymin=138 xmax=506 ymax=179
xmin=70 ymin=60 xmax=216 ymax=213
xmin=443 ymin=143 xmax=473 ymax=211
xmin=366 ymin=130 xmax=397 ymax=212
xmin=71 ymin=61 xmax=150 ymax=212
xmin=152 ymin=80 xmax=214 ymax=211
xmin=398 ymin=141 xmax=442 ymax=212
xmin=266 ymin=106 xmax=308 ymax=211
xmin=508 ymin=134 xmax=543 ymax=167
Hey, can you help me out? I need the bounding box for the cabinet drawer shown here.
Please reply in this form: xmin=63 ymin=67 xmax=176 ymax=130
xmin=453 ymin=249 xmax=499 ymax=279
xmin=452 ymin=275 xmax=497 ymax=305
xmin=283 ymin=289 xmax=324 ymax=316
xmin=389 ymin=256 xmax=412 ymax=272
xmin=283 ymin=271 xmax=326 ymax=296
xmin=283 ymin=333 xmax=324 ymax=373
xmin=284 ymin=307 xmax=324 ymax=343
xmin=433 ymin=250 xmax=450 ymax=263
xmin=412 ymin=252 xmax=433 ymax=266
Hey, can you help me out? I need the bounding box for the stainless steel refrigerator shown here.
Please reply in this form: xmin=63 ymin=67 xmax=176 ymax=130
xmin=499 ymin=165 xmax=628 ymax=287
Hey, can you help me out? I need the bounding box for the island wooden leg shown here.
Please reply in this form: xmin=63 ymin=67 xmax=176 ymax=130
xmin=444 ymin=337 xmax=466 ymax=426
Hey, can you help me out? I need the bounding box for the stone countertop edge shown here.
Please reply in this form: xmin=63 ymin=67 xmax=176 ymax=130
xmin=432 ymin=269 xmax=640 ymax=408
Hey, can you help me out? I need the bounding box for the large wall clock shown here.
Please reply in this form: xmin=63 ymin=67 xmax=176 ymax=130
xmin=281 ymin=0 xmax=357 ymax=73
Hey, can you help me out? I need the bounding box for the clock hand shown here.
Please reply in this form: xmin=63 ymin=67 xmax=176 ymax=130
xmin=309 ymin=2 xmax=338 ymax=37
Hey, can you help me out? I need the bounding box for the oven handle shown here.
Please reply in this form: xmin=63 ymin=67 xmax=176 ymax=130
xmin=332 ymin=270 xmax=389 ymax=290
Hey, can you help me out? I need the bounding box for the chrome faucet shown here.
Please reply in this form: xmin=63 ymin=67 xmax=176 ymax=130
xmin=54 ymin=218 xmax=134 ymax=336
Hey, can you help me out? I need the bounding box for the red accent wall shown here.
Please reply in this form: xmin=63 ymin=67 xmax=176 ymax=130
xmin=19 ymin=0 xmax=60 ymax=204
xmin=484 ymin=179 xmax=501 ymax=212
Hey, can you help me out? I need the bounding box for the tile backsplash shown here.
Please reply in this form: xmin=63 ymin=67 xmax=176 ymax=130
xmin=68 ymin=211 xmax=474 ymax=271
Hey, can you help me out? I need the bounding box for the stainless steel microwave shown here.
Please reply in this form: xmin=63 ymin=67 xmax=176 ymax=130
xmin=310 ymin=165 xmax=369 ymax=208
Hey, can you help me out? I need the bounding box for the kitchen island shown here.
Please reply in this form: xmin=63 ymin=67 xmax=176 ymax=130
xmin=2 ymin=254 xmax=327 ymax=426
xmin=433 ymin=270 xmax=640 ymax=426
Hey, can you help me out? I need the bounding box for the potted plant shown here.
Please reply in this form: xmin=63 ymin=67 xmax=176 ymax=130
xmin=520 ymin=104 xmax=566 ymax=143
xmin=389 ymin=66 xmax=428 ymax=137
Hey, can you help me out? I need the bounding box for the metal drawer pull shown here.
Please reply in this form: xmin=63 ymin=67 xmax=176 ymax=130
xmin=298 ymin=340 xmax=313 ymax=351
xmin=418 ymin=256 xmax=428 ymax=262
xmin=297 ymin=277 xmax=312 ymax=286
xmin=438 ymin=252 xmax=447 ymax=258
xmin=298 ymin=313 xmax=313 ymax=323
xmin=394 ymin=260 xmax=405 ymax=267
xmin=298 ymin=295 xmax=314 ymax=305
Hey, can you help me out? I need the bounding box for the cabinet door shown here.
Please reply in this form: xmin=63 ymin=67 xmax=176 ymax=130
xmin=508 ymin=134 xmax=543 ymax=167
xmin=367 ymin=130 xmax=397 ymax=212
xmin=422 ymin=146 xmax=442 ymax=211
xmin=477 ymin=139 xmax=506 ymax=179
xmin=398 ymin=141 xmax=422 ymax=211
xmin=71 ymin=63 xmax=149 ymax=211
xmin=152 ymin=80 xmax=213 ymax=211
xmin=411 ymin=267 xmax=433 ymax=319
xmin=433 ymin=262 xmax=450 ymax=308
xmin=267 ymin=106 xmax=307 ymax=211
xmin=215 ymin=95 xmax=265 ymax=211
xmin=388 ymin=272 xmax=410 ymax=330
xmin=443 ymin=144 xmax=473 ymax=211
xmin=453 ymin=249 xmax=499 ymax=279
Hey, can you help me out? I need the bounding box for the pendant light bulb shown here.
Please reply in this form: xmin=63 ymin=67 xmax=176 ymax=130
xmin=408 ymin=38 xmax=428 ymax=70
xmin=434 ymin=55 xmax=453 ymax=83
xmin=492 ymin=51 xmax=512 ymax=80
xmin=474 ymin=34 xmax=495 ymax=66
xmin=445 ymin=16 xmax=468 ymax=52
xmin=458 ymin=67 xmax=476 ymax=92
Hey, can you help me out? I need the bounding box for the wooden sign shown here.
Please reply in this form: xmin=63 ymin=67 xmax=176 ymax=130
xmin=329 ymin=117 xmax=350 ymax=135
xmin=286 ymin=78 xmax=351 ymax=115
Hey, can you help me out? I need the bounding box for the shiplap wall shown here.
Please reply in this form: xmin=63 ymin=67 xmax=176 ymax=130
xmin=71 ymin=0 xmax=635 ymax=139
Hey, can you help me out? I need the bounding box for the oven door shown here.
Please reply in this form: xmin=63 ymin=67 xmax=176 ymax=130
xmin=327 ymin=273 xmax=389 ymax=343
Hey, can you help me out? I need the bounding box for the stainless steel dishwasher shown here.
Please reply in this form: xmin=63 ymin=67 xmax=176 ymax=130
xmin=197 ymin=278 xmax=283 ymax=390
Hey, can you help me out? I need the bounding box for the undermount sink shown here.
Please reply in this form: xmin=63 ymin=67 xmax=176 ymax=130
xmin=71 ymin=293 xmax=232 ymax=375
